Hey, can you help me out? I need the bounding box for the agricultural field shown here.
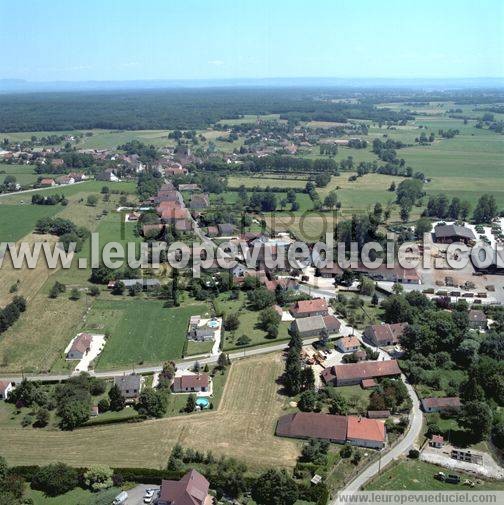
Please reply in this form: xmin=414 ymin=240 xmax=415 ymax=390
xmin=85 ymin=298 xmax=208 ymax=369
xmin=364 ymin=459 xmax=504 ymax=491
xmin=0 ymin=204 xmax=60 ymax=242
xmin=0 ymin=163 xmax=52 ymax=186
xmin=0 ymin=353 xmax=300 ymax=471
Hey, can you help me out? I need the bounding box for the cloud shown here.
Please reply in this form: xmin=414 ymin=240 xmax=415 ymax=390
xmin=208 ymin=60 xmax=225 ymax=66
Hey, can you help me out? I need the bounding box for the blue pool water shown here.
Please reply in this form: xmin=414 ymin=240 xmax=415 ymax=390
xmin=196 ymin=397 xmax=210 ymax=408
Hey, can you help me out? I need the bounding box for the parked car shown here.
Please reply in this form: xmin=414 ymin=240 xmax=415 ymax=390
xmin=446 ymin=474 xmax=461 ymax=484
xmin=113 ymin=491 xmax=128 ymax=505
xmin=144 ymin=489 xmax=156 ymax=504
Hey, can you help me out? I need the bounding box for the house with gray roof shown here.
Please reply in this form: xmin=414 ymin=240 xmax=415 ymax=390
xmin=434 ymin=224 xmax=476 ymax=244
xmin=114 ymin=374 xmax=144 ymax=400
xmin=291 ymin=315 xmax=326 ymax=338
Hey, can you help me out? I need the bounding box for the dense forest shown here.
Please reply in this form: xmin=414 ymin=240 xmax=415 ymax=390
xmin=0 ymin=88 xmax=461 ymax=132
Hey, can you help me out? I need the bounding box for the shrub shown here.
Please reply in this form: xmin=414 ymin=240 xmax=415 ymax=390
xmin=31 ymin=463 xmax=78 ymax=496
xmin=84 ymin=464 xmax=113 ymax=491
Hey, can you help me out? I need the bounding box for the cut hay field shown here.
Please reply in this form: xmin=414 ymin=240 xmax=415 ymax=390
xmin=90 ymin=299 xmax=208 ymax=369
xmin=0 ymin=353 xmax=300 ymax=471
xmin=228 ymin=174 xmax=308 ymax=189
xmin=2 ymin=129 xmax=177 ymax=150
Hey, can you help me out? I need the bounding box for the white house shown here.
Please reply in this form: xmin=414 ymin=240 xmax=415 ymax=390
xmin=336 ymin=336 xmax=360 ymax=353
xmin=0 ymin=381 xmax=15 ymax=400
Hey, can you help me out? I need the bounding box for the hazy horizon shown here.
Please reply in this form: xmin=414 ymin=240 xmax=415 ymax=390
xmin=1 ymin=0 xmax=502 ymax=83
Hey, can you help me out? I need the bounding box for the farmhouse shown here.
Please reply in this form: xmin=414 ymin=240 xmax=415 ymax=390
xmin=276 ymin=412 xmax=347 ymax=444
xmin=434 ymin=224 xmax=476 ymax=244
xmin=66 ymin=333 xmax=93 ymax=360
xmin=346 ymin=415 xmax=386 ymax=449
xmin=290 ymin=298 xmax=328 ymax=318
xmin=276 ymin=412 xmax=386 ymax=448
xmin=158 ymin=469 xmax=211 ymax=505
xmin=364 ymin=323 xmax=408 ymax=347
xmin=336 ymin=336 xmax=360 ymax=353
xmin=39 ymin=178 xmax=56 ymax=187
xmin=0 ymin=381 xmax=15 ymax=401
xmin=111 ymin=278 xmax=161 ymax=291
xmin=173 ymin=373 xmax=210 ymax=393
xmin=421 ymin=397 xmax=461 ymax=413
xmin=468 ymin=309 xmax=487 ymax=330
xmin=291 ymin=315 xmax=326 ymax=338
xmin=321 ymin=360 xmax=401 ymax=386
xmin=114 ymin=374 xmax=144 ymax=400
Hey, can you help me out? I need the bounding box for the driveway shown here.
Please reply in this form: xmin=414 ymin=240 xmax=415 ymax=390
xmin=124 ymin=484 xmax=160 ymax=505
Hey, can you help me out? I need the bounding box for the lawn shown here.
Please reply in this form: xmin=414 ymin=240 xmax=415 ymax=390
xmin=0 ymin=353 xmax=300 ymax=471
xmin=214 ymin=293 xmax=291 ymax=350
xmin=364 ymin=459 xmax=504 ymax=491
xmin=88 ymin=299 xmax=208 ymax=369
xmin=185 ymin=340 xmax=214 ymax=356
xmin=28 ymin=487 xmax=121 ymax=505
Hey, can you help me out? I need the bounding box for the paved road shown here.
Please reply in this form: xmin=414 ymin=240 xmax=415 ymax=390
xmin=0 ymin=181 xmax=86 ymax=199
xmin=0 ymin=337 xmax=319 ymax=383
xmin=331 ymin=376 xmax=423 ymax=501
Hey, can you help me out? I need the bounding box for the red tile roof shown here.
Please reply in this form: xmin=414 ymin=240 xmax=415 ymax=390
xmin=291 ymin=298 xmax=328 ymax=315
xmin=322 ymin=360 xmax=401 ymax=384
xmin=276 ymin=412 xmax=347 ymax=442
xmin=69 ymin=333 xmax=92 ymax=354
xmin=347 ymin=416 xmax=385 ymax=443
xmin=366 ymin=323 xmax=407 ymax=345
xmin=323 ymin=315 xmax=341 ymax=332
xmin=361 ymin=379 xmax=378 ymax=389
xmin=432 ymin=435 xmax=444 ymax=444
xmin=159 ymin=469 xmax=209 ymax=505
xmin=173 ymin=374 xmax=209 ymax=391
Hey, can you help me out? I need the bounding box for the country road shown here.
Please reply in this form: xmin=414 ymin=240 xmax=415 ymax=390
xmin=331 ymin=378 xmax=423 ymax=501
xmin=0 ymin=336 xmax=319 ymax=383
xmin=0 ymin=181 xmax=86 ymax=199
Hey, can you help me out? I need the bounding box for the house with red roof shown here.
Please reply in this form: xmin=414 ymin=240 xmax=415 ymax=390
xmin=66 ymin=333 xmax=93 ymax=360
xmin=364 ymin=323 xmax=408 ymax=347
xmin=336 ymin=336 xmax=360 ymax=353
xmin=276 ymin=412 xmax=386 ymax=449
xmin=346 ymin=415 xmax=386 ymax=449
xmin=290 ymin=298 xmax=328 ymax=318
xmin=0 ymin=381 xmax=15 ymax=401
xmin=172 ymin=374 xmax=210 ymax=393
xmin=322 ymin=360 xmax=401 ymax=386
xmin=158 ymin=469 xmax=211 ymax=505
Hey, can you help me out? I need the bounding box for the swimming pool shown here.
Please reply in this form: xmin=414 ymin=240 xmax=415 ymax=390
xmin=207 ymin=320 xmax=219 ymax=329
xmin=195 ymin=397 xmax=210 ymax=408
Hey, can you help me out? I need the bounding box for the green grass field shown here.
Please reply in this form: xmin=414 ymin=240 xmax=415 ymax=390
xmin=87 ymin=298 xmax=208 ymax=369
xmin=214 ymin=293 xmax=290 ymax=350
xmin=365 ymin=459 xmax=504 ymax=491
xmin=0 ymin=204 xmax=60 ymax=242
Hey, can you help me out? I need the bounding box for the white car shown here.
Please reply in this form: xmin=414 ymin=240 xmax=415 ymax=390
xmin=144 ymin=489 xmax=156 ymax=503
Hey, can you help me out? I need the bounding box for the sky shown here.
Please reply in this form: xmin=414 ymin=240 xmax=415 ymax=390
xmin=0 ymin=0 xmax=503 ymax=82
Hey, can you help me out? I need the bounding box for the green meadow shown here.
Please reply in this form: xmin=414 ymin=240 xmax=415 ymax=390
xmin=87 ymin=298 xmax=208 ymax=369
